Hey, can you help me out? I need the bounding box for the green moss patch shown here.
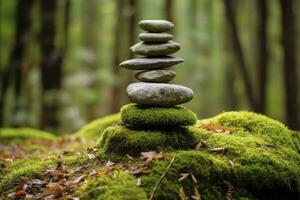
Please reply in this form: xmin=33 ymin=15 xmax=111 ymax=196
xmin=207 ymin=111 xmax=298 ymax=150
xmin=96 ymin=125 xmax=198 ymax=156
xmin=0 ymin=128 xmax=57 ymax=143
xmin=75 ymin=171 xmax=147 ymax=200
xmin=121 ymin=103 xmax=197 ymax=127
xmin=75 ymin=113 xmax=120 ymax=139
xmin=1 ymin=111 xmax=299 ymax=199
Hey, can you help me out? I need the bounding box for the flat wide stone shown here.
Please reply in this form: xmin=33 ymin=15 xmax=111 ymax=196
xmin=127 ymin=82 xmax=193 ymax=106
xmin=121 ymin=103 xmax=197 ymax=127
xmin=130 ymin=41 xmax=180 ymax=56
xmin=139 ymin=20 xmax=174 ymax=32
xmin=135 ymin=69 xmax=176 ymax=83
xmin=139 ymin=32 xmax=173 ymax=43
xmin=119 ymin=56 xmax=183 ymax=70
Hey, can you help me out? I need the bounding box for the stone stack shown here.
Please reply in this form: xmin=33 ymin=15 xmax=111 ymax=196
xmin=119 ymin=20 xmax=197 ymax=128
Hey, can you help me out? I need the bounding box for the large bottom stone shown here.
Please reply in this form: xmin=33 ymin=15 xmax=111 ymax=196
xmin=97 ymin=124 xmax=197 ymax=156
xmin=121 ymin=103 xmax=197 ymax=127
xmin=127 ymin=82 xmax=193 ymax=106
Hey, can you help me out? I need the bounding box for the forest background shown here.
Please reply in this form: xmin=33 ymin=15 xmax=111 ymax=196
xmin=0 ymin=0 xmax=299 ymax=133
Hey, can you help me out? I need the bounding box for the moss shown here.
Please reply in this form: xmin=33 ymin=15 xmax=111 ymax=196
xmin=75 ymin=113 xmax=120 ymax=139
xmin=121 ymin=103 xmax=197 ymax=127
xmin=75 ymin=171 xmax=147 ymax=200
xmin=1 ymin=111 xmax=299 ymax=199
xmin=209 ymin=111 xmax=297 ymax=149
xmin=0 ymin=154 xmax=88 ymax=194
xmin=0 ymin=127 xmax=57 ymax=143
xmin=96 ymin=125 xmax=198 ymax=157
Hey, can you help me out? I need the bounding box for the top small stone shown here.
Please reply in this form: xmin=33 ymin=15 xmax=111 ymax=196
xmin=139 ymin=20 xmax=174 ymax=33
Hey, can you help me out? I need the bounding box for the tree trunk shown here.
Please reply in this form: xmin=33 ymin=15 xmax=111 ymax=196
xmin=223 ymin=0 xmax=257 ymax=111
xmin=0 ymin=0 xmax=34 ymax=126
xmin=165 ymin=0 xmax=174 ymax=23
xmin=129 ymin=0 xmax=138 ymax=59
xmin=279 ymin=0 xmax=299 ymax=130
xmin=110 ymin=0 xmax=125 ymax=113
xmin=256 ymin=0 xmax=268 ymax=114
xmin=40 ymin=0 xmax=62 ymax=130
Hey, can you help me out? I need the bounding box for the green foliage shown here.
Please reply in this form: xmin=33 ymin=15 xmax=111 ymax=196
xmin=0 ymin=128 xmax=57 ymax=143
xmin=75 ymin=171 xmax=147 ymax=200
xmin=121 ymin=103 xmax=197 ymax=127
xmin=75 ymin=113 xmax=120 ymax=139
xmin=97 ymin=125 xmax=198 ymax=157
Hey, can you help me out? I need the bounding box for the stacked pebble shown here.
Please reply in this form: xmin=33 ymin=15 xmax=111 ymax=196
xmin=120 ymin=20 xmax=196 ymax=127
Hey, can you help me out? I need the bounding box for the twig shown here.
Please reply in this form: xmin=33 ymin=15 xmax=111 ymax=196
xmin=149 ymin=156 xmax=176 ymax=200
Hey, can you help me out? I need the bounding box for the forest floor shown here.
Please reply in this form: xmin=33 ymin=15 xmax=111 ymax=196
xmin=0 ymin=111 xmax=299 ymax=200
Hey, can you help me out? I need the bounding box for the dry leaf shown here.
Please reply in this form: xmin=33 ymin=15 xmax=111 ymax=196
xmin=178 ymin=173 xmax=190 ymax=182
xmin=73 ymin=175 xmax=85 ymax=184
xmin=105 ymin=160 xmax=115 ymax=167
xmin=178 ymin=186 xmax=188 ymax=200
xmin=191 ymin=174 xmax=198 ymax=184
xmin=199 ymin=120 xmax=235 ymax=134
xmin=15 ymin=189 xmax=26 ymax=198
xmin=192 ymin=185 xmax=201 ymax=200
xmin=136 ymin=177 xmax=142 ymax=186
xmin=195 ymin=140 xmax=208 ymax=150
xmin=87 ymin=153 xmax=95 ymax=160
xmin=210 ymin=147 xmax=226 ymax=154
xmin=224 ymin=180 xmax=234 ymax=200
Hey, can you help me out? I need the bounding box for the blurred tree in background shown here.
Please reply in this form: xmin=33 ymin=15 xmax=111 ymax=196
xmin=0 ymin=0 xmax=299 ymax=133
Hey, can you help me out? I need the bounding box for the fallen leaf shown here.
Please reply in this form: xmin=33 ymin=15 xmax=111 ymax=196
xmin=178 ymin=186 xmax=188 ymax=200
xmin=192 ymin=185 xmax=201 ymax=200
xmin=126 ymin=154 xmax=134 ymax=160
xmin=87 ymin=153 xmax=95 ymax=160
xmin=191 ymin=174 xmax=198 ymax=184
xmin=140 ymin=151 xmax=167 ymax=164
xmin=73 ymin=175 xmax=85 ymax=184
xmin=210 ymin=147 xmax=226 ymax=154
xmin=199 ymin=120 xmax=235 ymax=134
xmin=224 ymin=180 xmax=234 ymax=200
xmin=105 ymin=160 xmax=115 ymax=167
xmin=89 ymin=170 xmax=99 ymax=177
xmin=178 ymin=173 xmax=190 ymax=182
xmin=136 ymin=177 xmax=142 ymax=186
xmin=56 ymin=162 xmax=65 ymax=172
xmin=15 ymin=189 xmax=26 ymax=198
xmin=195 ymin=140 xmax=208 ymax=150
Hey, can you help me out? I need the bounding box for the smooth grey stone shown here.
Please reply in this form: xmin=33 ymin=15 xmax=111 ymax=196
xmin=135 ymin=70 xmax=176 ymax=83
xmin=130 ymin=41 xmax=180 ymax=56
xmin=139 ymin=20 xmax=174 ymax=32
xmin=127 ymin=82 xmax=193 ymax=106
xmin=119 ymin=56 xmax=183 ymax=70
xmin=139 ymin=32 xmax=173 ymax=43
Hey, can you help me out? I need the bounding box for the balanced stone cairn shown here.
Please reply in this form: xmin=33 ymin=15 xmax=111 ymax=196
xmin=119 ymin=20 xmax=197 ymax=128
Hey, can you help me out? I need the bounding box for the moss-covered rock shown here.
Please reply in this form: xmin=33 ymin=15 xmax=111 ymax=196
xmin=96 ymin=125 xmax=198 ymax=156
xmin=0 ymin=128 xmax=56 ymax=143
xmin=121 ymin=103 xmax=197 ymax=127
xmin=75 ymin=113 xmax=120 ymax=139
xmin=0 ymin=111 xmax=299 ymax=200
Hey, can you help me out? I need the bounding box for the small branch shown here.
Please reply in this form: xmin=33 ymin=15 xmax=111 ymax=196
xmin=149 ymin=156 xmax=176 ymax=200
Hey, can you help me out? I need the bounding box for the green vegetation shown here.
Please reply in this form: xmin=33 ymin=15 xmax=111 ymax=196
xmin=75 ymin=113 xmax=120 ymax=139
xmin=97 ymin=125 xmax=198 ymax=157
xmin=0 ymin=128 xmax=56 ymax=143
xmin=75 ymin=171 xmax=147 ymax=200
xmin=121 ymin=103 xmax=197 ymax=127
xmin=0 ymin=111 xmax=299 ymax=199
